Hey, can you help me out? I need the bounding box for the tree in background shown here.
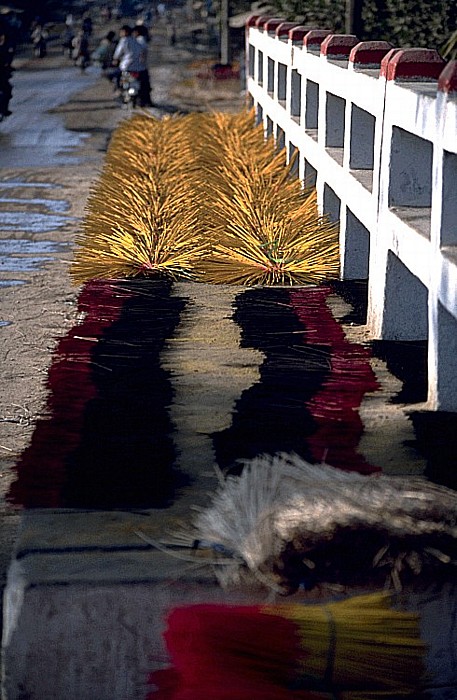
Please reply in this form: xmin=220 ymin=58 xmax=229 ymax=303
xmin=263 ymin=0 xmax=457 ymax=54
xmin=361 ymin=0 xmax=457 ymax=50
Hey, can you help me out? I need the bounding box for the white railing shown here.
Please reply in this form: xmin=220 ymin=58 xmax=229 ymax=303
xmin=246 ymin=17 xmax=457 ymax=411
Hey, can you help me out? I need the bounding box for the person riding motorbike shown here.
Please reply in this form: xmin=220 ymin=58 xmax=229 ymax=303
xmin=110 ymin=25 xmax=151 ymax=106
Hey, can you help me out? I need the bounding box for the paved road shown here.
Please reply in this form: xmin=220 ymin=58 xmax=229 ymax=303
xmin=0 ymin=65 xmax=100 ymax=168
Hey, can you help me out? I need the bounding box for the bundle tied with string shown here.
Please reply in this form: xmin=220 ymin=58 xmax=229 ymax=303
xmin=162 ymin=453 xmax=457 ymax=594
xmin=147 ymin=592 xmax=426 ymax=699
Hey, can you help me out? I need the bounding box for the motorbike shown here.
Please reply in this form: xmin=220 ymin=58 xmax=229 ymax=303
xmin=119 ymin=70 xmax=140 ymax=108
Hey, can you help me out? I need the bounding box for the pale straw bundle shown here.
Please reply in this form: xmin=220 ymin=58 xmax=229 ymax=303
xmin=165 ymin=452 xmax=457 ymax=593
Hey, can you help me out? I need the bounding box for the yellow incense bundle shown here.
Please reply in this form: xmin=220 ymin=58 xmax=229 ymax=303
xmin=147 ymin=593 xmax=425 ymax=699
xmin=71 ymin=113 xmax=209 ymax=283
xmin=71 ymin=110 xmax=339 ymax=286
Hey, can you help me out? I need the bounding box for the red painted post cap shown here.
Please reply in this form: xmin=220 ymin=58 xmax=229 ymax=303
xmin=381 ymin=48 xmax=445 ymax=81
xmin=263 ymin=17 xmax=286 ymax=33
xmin=349 ymin=40 xmax=393 ymax=67
xmin=379 ymin=48 xmax=401 ymax=76
xmin=276 ymin=22 xmax=300 ymax=37
xmin=288 ymin=25 xmax=311 ymax=42
xmin=246 ymin=14 xmax=261 ymax=28
xmin=438 ymin=60 xmax=457 ymax=93
xmin=321 ymin=34 xmax=359 ymax=58
xmin=254 ymin=16 xmax=273 ymax=28
xmin=303 ymin=29 xmax=333 ymax=49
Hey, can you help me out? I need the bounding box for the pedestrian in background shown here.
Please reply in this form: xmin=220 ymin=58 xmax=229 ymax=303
xmin=0 ymin=23 xmax=14 ymax=118
xmin=133 ymin=24 xmax=152 ymax=107
xmin=62 ymin=18 xmax=75 ymax=58
xmin=92 ymin=30 xmax=117 ymax=71
xmin=82 ymin=13 xmax=93 ymax=37
xmin=31 ymin=23 xmax=48 ymax=58
xmin=72 ymin=28 xmax=90 ymax=72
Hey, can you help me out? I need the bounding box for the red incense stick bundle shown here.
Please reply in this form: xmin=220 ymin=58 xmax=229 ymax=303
xmin=147 ymin=594 xmax=425 ymax=700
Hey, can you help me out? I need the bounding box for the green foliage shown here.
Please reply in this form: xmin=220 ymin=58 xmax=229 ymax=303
xmin=265 ymin=0 xmax=345 ymax=31
xmin=264 ymin=0 xmax=457 ymax=52
xmin=361 ymin=0 xmax=457 ymax=50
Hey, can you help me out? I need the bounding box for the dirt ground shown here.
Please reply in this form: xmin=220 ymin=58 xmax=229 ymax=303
xmin=0 ymin=15 xmax=429 ymax=600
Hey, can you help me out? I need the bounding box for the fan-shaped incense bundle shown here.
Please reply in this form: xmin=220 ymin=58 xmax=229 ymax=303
xmin=148 ymin=593 xmax=425 ymax=699
xmin=71 ymin=113 xmax=209 ymax=283
xmin=195 ymin=111 xmax=340 ymax=285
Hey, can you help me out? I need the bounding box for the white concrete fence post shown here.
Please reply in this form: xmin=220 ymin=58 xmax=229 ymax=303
xmin=428 ymin=61 xmax=457 ymax=410
xmin=369 ymin=48 xmax=445 ymax=343
xmin=246 ymin=19 xmax=457 ymax=412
